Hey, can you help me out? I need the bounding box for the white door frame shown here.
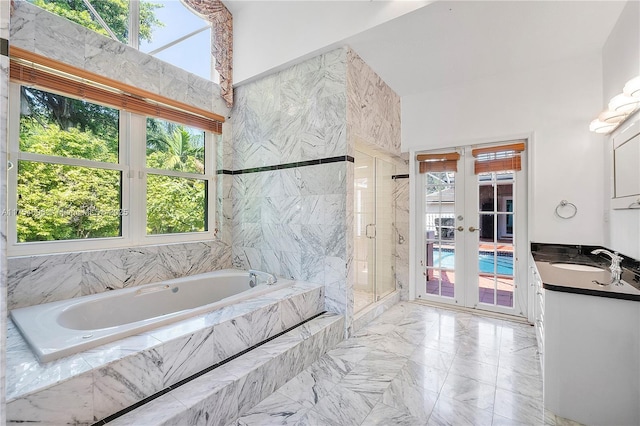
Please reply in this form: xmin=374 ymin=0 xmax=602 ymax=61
xmin=409 ymin=133 xmax=532 ymax=319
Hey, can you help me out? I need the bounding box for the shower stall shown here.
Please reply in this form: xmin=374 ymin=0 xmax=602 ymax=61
xmin=354 ymin=150 xmax=397 ymax=313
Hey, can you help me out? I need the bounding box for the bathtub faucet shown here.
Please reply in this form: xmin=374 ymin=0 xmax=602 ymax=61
xmin=248 ymin=269 xmax=278 ymax=286
xmin=591 ymin=249 xmax=623 ymax=285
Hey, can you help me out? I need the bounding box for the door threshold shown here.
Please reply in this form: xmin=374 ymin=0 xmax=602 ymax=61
xmin=411 ymin=299 xmax=531 ymax=324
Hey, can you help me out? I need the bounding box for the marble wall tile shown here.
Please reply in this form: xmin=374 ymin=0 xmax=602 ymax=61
xmin=346 ymin=48 xmax=401 ymax=157
xmin=8 ymin=260 xmax=83 ymax=310
xmin=1 ymin=7 xmax=10 ymax=418
xmin=7 ymin=240 xmax=231 ymax=309
xmin=394 ymin=174 xmax=410 ymax=302
xmin=32 ymin=5 xmax=86 ymax=66
xmin=8 ymin=1 xmax=35 ymax=52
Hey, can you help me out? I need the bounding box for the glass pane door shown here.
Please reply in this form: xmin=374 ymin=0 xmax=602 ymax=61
xmin=375 ymin=157 xmax=396 ymax=300
xmin=476 ymin=172 xmax=515 ymax=308
xmin=354 ymin=151 xmax=376 ymax=313
xmin=424 ymin=171 xmax=458 ymax=300
xmin=416 ymin=144 xmax=526 ymax=317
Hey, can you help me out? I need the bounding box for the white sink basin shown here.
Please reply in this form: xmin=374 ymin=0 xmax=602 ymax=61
xmin=551 ymin=263 xmax=605 ymax=272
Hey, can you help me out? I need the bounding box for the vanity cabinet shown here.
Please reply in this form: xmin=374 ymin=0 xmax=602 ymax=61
xmin=531 ymin=242 xmax=640 ymax=425
xmin=544 ymin=290 xmax=640 ymax=426
xmin=529 ymin=256 xmax=544 ymax=371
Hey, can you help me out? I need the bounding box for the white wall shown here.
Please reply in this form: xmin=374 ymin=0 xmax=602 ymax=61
xmin=229 ymin=0 xmax=428 ymax=84
xmin=403 ymin=53 xmax=605 ymax=245
xmin=603 ymin=0 xmax=640 ymax=259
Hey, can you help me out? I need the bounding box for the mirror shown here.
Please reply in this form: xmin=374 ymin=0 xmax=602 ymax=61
xmin=612 ymin=120 xmax=640 ymax=209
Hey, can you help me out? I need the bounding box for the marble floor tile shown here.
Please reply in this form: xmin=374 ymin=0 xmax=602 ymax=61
xmin=311 ymin=384 xmax=374 ymax=426
xmin=381 ymin=374 xmax=439 ymax=421
xmin=455 ymin=340 xmax=501 ymax=365
xmin=410 ymin=345 xmax=456 ymax=372
xmin=493 ymin=387 xmax=545 ymax=424
xmin=229 ymin=302 xmax=555 ymax=426
xmin=361 ymin=401 xmax=424 ymax=426
xmin=449 ymin=356 xmax=499 ymax=385
xmin=439 ymin=373 xmax=497 ymax=411
xmin=427 ymin=395 xmax=494 ymax=426
xmin=276 ymin=366 xmax=339 ymax=408
xmin=236 ymin=391 xmax=308 ymax=425
xmin=395 ymin=359 xmax=449 ymax=394
xmin=496 ymin=366 xmax=543 ymax=399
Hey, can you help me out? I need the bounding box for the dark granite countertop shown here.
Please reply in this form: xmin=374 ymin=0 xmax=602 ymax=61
xmin=531 ymin=243 xmax=640 ymax=302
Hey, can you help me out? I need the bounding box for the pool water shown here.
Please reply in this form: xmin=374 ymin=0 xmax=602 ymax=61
xmin=432 ymin=249 xmax=513 ymax=275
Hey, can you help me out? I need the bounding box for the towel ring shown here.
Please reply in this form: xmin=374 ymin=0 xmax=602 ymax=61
xmin=555 ymin=200 xmax=577 ymax=219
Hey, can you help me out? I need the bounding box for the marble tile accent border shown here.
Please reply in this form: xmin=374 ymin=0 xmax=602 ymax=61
xmin=107 ymin=313 xmax=345 ymax=426
xmin=218 ymin=155 xmax=354 ymax=175
xmin=5 ymin=281 xmax=324 ymax=424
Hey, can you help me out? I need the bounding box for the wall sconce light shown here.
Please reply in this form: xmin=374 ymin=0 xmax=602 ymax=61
xmin=589 ymin=119 xmax=617 ymax=134
xmin=609 ymin=93 xmax=640 ymax=113
xmin=590 ymin=75 xmax=640 ymax=134
xmin=624 ymin=76 xmax=640 ymax=98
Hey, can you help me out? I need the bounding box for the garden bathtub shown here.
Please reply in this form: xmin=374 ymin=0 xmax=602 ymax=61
xmin=10 ymin=268 xmax=292 ymax=362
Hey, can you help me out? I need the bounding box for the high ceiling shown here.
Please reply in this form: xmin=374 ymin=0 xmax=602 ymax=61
xmin=342 ymin=1 xmax=628 ymax=96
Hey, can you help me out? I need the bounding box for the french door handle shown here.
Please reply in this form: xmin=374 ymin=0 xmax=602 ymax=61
xmin=468 ymin=226 xmax=481 ymax=232
xmin=456 ymin=226 xmax=464 ymax=232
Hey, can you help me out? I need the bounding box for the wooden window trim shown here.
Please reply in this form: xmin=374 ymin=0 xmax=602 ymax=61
xmin=9 ymin=46 xmax=224 ymax=133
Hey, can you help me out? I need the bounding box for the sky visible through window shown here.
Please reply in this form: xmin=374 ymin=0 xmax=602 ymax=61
xmin=139 ymin=1 xmax=211 ymax=80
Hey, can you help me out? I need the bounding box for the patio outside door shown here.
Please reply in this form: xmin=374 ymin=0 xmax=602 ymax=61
xmin=416 ymin=142 xmax=527 ymax=317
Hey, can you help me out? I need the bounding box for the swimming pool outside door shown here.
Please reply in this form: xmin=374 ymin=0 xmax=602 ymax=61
xmin=416 ymin=142 xmax=528 ymax=317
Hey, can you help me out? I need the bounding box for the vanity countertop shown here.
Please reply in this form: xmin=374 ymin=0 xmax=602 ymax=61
xmin=531 ymin=242 xmax=640 ymax=302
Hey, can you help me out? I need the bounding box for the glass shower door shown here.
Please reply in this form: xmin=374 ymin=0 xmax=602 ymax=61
xmin=354 ymin=151 xmax=396 ymax=313
xmin=375 ymin=157 xmax=396 ymax=300
xmin=354 ymin=151 xmax=376 ymax=312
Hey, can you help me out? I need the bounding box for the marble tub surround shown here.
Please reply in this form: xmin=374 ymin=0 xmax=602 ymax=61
xmin=7 ymin=240 xmax=232 ymax=310
xmin=233 ymin=301 xmax=577 ymax=426
xmin=107 ymin=312 xmax=344 ymax=426
xmin=5 ymin=281 xmax=324 ymax=424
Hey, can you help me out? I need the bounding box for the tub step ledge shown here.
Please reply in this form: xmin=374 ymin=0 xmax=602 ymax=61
xmin=104 ymin=312 xmax=345 ymax=426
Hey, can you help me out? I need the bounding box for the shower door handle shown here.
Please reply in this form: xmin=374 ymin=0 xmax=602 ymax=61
xmin=366 ymin=224 xmax=376 ymax=239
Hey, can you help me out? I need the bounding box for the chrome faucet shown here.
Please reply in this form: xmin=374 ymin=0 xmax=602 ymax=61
xmin=591 ymin=249 xmax=623 ymax=285
xmin=248 ymin=269 xmax=278 ymax=286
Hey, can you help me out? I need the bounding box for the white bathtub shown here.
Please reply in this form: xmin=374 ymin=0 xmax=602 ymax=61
xmin=10 ymin=269 xmax=292 ymax=363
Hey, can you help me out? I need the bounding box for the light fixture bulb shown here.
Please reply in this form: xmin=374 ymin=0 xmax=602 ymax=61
xmin=609 ymin=93 xmax=640 ymax=113
xmin=623 ymin=76 xmax=640 ymax=98
xmin=589 ymin=119 xmax=616 ymax=134
xmin=598 ymin=109 xmax=628 ymax=124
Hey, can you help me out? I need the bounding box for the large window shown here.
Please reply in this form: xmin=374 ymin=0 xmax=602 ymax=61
xmin=8 ymin=85 xmax=217 ymax=255
xmin=30 ymin=0 xmax=213 ymax=81
xmin=145 ymin=118 xmax=208 ymax=235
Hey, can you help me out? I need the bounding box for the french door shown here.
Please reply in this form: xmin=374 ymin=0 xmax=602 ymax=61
xmin=416 ymin=142 xmax=527 ymax=317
